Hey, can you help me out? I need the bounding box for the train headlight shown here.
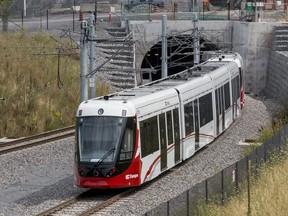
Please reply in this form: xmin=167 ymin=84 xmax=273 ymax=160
xmin=93 ymin=169 xmax=100 ymax=177
xmin=106 ymin=168 xmax=117 ymax=177
xmin=78 ymin=167 xmax=84 ymax=177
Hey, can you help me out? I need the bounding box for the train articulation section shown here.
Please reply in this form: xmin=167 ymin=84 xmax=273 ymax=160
xmin=74 ymin=52 xmax=244 ymax=188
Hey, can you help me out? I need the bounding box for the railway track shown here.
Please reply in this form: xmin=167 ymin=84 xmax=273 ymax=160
xmin=2 ymin=109 xmax=246 ymax=215
xmin=37 ymin=112 xmax=246 ymax=216
xmin=0 ymin=126 xmax=75 ymax=155
xmin=37 ymin=188 xmax=136 ymax=216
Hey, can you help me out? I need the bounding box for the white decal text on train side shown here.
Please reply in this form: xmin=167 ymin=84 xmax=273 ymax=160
xmin=125 ymin=174 xmax=139 ymax=180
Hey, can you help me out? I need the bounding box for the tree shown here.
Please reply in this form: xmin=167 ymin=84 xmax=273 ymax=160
xmin=0 ymin=0 xmax=12 ymax=31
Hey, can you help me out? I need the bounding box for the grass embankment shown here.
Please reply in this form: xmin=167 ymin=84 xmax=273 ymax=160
xmin=0 ymin=31 xmax=111 ymax=138
xmin=199 ymin=151 xmax=288 ymax=216
xmin=199 ymin=110 xmax=288 ymax=216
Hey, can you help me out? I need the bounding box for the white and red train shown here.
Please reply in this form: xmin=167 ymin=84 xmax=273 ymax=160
xmin=74 ymin=52 xmax=244 ymax=188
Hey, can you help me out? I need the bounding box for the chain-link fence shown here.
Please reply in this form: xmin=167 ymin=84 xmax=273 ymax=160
xmin=257 ymin=3 xmax=288 ymax=22
xmin=0 ymin=11 xmax=79 ymax=35
xmin=2 ymin=1 xmax=288 ymax=32
xmin=120 ymin=1 xmax=288 ymax=22
xmin=120 ymin=1 xmax=233 ymax=20
xmin=0 ymin=1 xmax=117 ymax=32
xmin=145 ymin=124 xmax=288 ymax=215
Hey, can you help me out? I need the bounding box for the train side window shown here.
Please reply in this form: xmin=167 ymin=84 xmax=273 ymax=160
xmin=166 ymin=111 xmax=173 ymax=145
xmin=236 ymin=75 xmax=240 ymax=99
xmin=215 ymin=88 xmax=220 ymax=115
xmin=199 ymin=92 xmax=213 ymax=127
xmin=140 ymin=116 xmax=159 ymax=158
xmin=119 ymin=118 xmax=135 ymax=161
xmin=119 ymin=128 xmax=133 ymax=160
xmin=232 ymin=76 xmax=240 ymax=102
xmin=184 ymin=101 xmax=194 ymax=136
xmin=173 ymin=108 xmax=181 ymax=162
xmin=224 ymin=82 xmax=230 ymax=110
xmin=232 ymin=77 xmax=236 ymax=102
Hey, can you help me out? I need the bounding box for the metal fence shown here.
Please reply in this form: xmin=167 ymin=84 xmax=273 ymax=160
xmin=2 ymin=1 xmax=288 ymax=32
xmin=120 ymin=1 xmax=288 ymax=22
xmin=144 ymin=124 xmax=288 ymax=216
xmin=0 ymin=9 xmax=80 ymax=32
xmin=121 ymin=1 xmax=237 ymax=21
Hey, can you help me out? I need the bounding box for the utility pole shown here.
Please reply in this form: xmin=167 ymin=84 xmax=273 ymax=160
xmin=94 ymin=0 xmax=98 ymax=22
xmin=255 ymin=0 xmax=258 ymax=22
xmin=191 ymin=0 xmax=194 ymax=12
xmin=161 ymin=15 xmax=168 ymax=78
xmin=73 ymin=0 xmax=75 ymax=31
xmin=23 ymin=0 xmax=26 ymax=17
xmin=227 ymin=0 xmax=230 ymax=20
xmin=80 ymin=20 xmax=89 ymax=102
xmin=193 ymin=13 xmax=200 ymax=65
xmin=89 ymin=15 xmax=96 ymax=98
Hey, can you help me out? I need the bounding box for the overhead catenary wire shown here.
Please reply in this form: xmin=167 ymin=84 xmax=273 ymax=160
xmin=2 ymin=14 xmax=236 ymax=86
xmin=50 ymin=36 xmax=79 ymax=55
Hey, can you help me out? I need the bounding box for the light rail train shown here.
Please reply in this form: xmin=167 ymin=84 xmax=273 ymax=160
xmin=74 ymin=52 xmax=244 ymax=188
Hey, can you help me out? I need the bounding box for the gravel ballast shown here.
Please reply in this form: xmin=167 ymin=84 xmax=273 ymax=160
xmin=0 ymin=94 xmax=284 ymax=216
xmin=1 ymin=13 xmax=286 ymax=216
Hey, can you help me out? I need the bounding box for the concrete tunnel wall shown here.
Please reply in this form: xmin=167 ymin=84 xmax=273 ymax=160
xmin=127 ymin=20 xmax=281 ymax=95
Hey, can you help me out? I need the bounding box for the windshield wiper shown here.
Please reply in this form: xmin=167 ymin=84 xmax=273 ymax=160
xmin=94 ymin=148 xmax=115 ymax=167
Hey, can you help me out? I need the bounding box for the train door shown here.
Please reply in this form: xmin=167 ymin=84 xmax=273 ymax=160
xmin=240 ymin=70 xmax=244 ymax=109
xmin=234 ymin=75 xmax=240 ymax=118
xmin=221 ymin=87 xmax=225 ymax=130
xmin=232 ymin=77 xmax=237 ymax=120
xmin=173 ymin=108 xmax=180 ymax=163
xmin=215 ymin=88 xmax=220 ymax=135
xmin=216 ymin=87 xmax=225 ymax=134
xmin=194 ymin=100 xmax=200 ymax=151
xmin=159 ymin=113 xmax=167 ymax=171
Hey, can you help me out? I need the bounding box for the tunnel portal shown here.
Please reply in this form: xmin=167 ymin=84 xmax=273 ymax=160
xmin=141 ymin=35 xmax=219 ymax=81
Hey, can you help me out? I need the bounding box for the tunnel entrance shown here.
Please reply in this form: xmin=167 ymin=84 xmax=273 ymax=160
xmin=141 ymin=35 xmax=219 ymax=81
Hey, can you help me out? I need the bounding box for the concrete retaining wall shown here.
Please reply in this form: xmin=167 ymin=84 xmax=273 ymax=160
xmin=265 ymin=26 xmax=288 ymax=107
xmin=232 ymin=22 xmax=276 ymax=95
xmin=130 ymin=20 xmax=283 ymax=95
xmin=266 ymin=51 xmax=288 ymax=107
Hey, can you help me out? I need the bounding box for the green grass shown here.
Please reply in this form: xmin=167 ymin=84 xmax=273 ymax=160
xmin=257 ymin=109 xmax=288 ymax=143
xmin=0 ymin=31 xmax=111 ymax=137
xmin=240 ymin=109 xmax=288 ymax=158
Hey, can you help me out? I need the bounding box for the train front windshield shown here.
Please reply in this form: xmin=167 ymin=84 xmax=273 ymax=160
xmin=77 ymin=116 xmax=134 ymax=163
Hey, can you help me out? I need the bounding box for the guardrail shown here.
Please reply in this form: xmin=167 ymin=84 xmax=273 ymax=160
xmin=145 ymin=124 xmax=288 ymax=215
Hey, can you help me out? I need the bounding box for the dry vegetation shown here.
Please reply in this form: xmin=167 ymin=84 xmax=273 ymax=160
xmin=198 ymin=110 xmax=288 ymax=216
xmin=198 ymin=148 xmax=288 ymax=216
xmin=0 ymin=31 xmax=111 ymax=137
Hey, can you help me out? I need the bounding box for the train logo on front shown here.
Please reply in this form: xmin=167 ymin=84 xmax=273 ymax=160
xmin=125 ymin=174 xmax=139 ymax=180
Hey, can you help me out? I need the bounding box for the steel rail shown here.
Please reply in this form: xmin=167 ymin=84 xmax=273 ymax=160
xmin=37 ymin=188 xmax=136 ymax=216
xmin=0 ymin=125 xmax=75 ymax=146
xmin=0 ymin=126 xmax=75 ymax=155
xmin=37 ymin=197 xmax=79 ymax=216
xmin=79 ymin=188 xmax=136 ymax=216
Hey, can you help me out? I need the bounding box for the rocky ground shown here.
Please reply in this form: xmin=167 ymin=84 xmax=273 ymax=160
xmin=0 ymin=8 xmax=286 ymax=216
xmin=0 ymin=94 xmax=284 ymax=216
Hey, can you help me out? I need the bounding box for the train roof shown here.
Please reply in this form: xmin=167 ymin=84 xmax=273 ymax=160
xmin=90 ymin=52 xmax=241 ymax=102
